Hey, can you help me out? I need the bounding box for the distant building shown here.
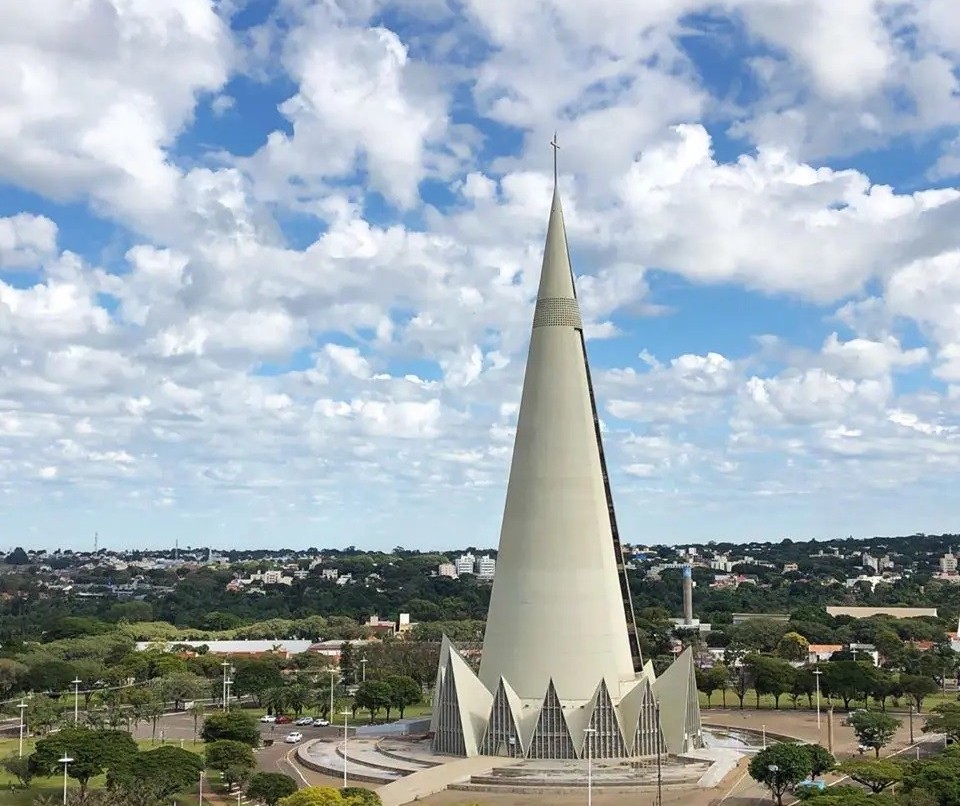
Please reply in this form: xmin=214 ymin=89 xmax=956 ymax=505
xmin=710 ymin=555 xmax=734 ymax=572
xmin=807 ymin=644 xmax=843 ymax=664
xmin=732 ymin=612 xmax=790 ymax=625
xmin=941 ymin=550 xmax=957 ymax=574
xmin=476 ymin=554 xmax=496 ymax=579
xmin=437 ymin=562 xmax=457 ymax=578
xmin=321 ymin=568 xmax=339 ymax=581
xmin=782 ymin=563 xmax=799 ymax=573
xmin=826 ymin=606 xmax=938 ymax=619
xmin=454 ymin=553 xmax=476 ymax=576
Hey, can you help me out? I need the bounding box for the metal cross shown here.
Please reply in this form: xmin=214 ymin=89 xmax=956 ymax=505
xmin=550 ymin=132 xmax=559 ymax=183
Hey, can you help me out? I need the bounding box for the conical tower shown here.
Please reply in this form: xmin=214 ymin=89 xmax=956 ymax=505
xmin=430 ymin=148 xmax=701 ymax=760
xmin=478 ymin=181 xmax=642 ymax=704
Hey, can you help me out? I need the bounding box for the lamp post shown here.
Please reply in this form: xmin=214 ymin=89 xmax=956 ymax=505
xmin=762 ymin=724 xmax=767 ymax=749
xmin=768 ymin=764 xmax=779 ymax=803
xmin=655 ymin=699 xmax=663 ymax=806
xmin=360 ymin=658 xmax=367 ymax=683
xmin=340 ymin=709 xmax=351 ymax=788
xmin=329 ymin=668 xmax=337 ymax=721
xmin=198 ymin=770 xmax=204 ymax=806
xmin=813 ymin=667 xmax=823 ymax=730
xmin=583 ymin=727 xmax=596 ymax=806
xmin=909 ymin=705 xmax=915 ymax=744
xmin=17 ymin=699 xmax=27 ymax=759
xmin=59 ymin=754 xmax=73 ymax=806
xmin=72 ymin=678 xmax=82 ymax=725
xmin=221 ymin=661 xmax=230 ymax=711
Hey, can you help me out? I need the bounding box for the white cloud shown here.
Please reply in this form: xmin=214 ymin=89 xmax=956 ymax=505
xmin=0 ymin=214 xmax=58 ymax=268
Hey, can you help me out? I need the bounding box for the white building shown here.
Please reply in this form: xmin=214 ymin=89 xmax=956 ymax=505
xmin=455 ymin=553 xmax=477 ymax=576
xmin=476 ymin=555 xmax=496 ymax=579
xmin=710 ymin=555 xmax=734 ymax=572
xmin=438 ymin=562 xmax=457 ymax=578
xmin=941 ymin=550 xmax=957 ymax=574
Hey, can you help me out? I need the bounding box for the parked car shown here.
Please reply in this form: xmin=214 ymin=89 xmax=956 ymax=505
xmin=312 ymin=718 xmax=329 ymax=727
xmin=295 ymin=717 xmax=313 ymax=726
xmin=276 ymin=715 xmax=292 ymax=724
xmin=259 ymin=714 xmax=276 ymax=723
xmin=284 ymin=731 xmax=303 ymax=743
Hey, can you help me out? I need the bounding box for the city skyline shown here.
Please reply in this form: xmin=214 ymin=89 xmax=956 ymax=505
xmin=2 ymin=2 xmax=960 ymax=549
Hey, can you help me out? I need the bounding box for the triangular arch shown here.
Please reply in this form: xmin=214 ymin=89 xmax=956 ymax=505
xmin=432 ymin=655 xmax=466 ymax=755
xmin=583 ymin=679 xmax=629 ymax=758
xmin=633 ymin=679 xmax=663 ymax=758
xmin=528 ymin=679 xmax=577 ymax=759
xmin=480 ymin=678 xmax=523 ymax=757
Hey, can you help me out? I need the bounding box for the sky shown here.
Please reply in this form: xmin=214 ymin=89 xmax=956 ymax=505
xmin=2 ymin=0 xmax=960 ymax=552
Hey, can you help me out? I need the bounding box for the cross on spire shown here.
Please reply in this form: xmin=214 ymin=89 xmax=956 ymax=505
xmin=550 ymin=132 xmax=559 ymax=185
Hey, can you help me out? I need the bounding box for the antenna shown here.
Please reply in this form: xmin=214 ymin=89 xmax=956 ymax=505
xmin=94 ymin=532 xmax=98 ymax=553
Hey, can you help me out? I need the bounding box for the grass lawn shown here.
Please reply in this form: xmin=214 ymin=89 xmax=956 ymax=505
xmin=699 ymin=688 xmax=958 ymax=713
xmin=0 ymin=736 xmax=209 ymax=805
xmin=246 ymin=700 xmax=432 ymax=725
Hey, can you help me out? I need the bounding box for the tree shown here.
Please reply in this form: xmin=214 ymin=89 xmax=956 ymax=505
xmin=247 ymin=772 xmax=298 ymax=805
xmin=25 ymin=695 xmax=61 ymax=736
xmin=204 ymin=739 xmax=256 ymax=774
xmin=286 ymin=683 xmax=310 ymax=717
xmin=776 ymin=632 xmax=809 ymax=662
xmin=340 ymin=642 xmax=356 ymax=683
xmin=798 ymin=785 xmax=897 ymax=806
xmin=264 ymin=686 xmax=289 ymax=716
xmin=354 ymin=681 xmax=392 ymax=722
xmin=110 ymin=745 xmax=204 ymax=799
xmin=340 ymin=789 xmax=382 ymax=805
xmin=902 ymin=674 xmax=939 ymax=711
xmin=189 ymin=701 xmax=207 ymax=743
xmin=233 ymin=658 xmax=283 ymax=706
xmin=708 ymin=664 xmax=729 ymax=708
xmin=278 ymin=787 xmax=348 ymax=806
xmin=822 ymin=661 xmax=873 ymax=711
xmin=157 ymin=670 xmax=208 ymax=711
xmin=923 ymin=703 xmax=960 ymax=743
xmin=806 ymin=744 xmax=835 ymax=779
xmin=729 ymin=658 xmax=751 ymax=710
xmin=386 ymin=675 xmax=421 ymax=719
xmin=1 ymin=754 xmax=34 ymax=788
xmin=139 ymin=692 xmax=164 ymax=744
xmin=29 ymin=727 xmax=137 ymax=794
xmin=849 ymin=711 xmax=901 ymax=758
xmin=0 ymin=658 xmax=27 ymax=699
xmin=748 ymin=743 xmax=812 ymax=806
xmin=697 ymin=668 xmax=717 ymax=707
xmin=838 ymin=758 xmax=904 ymax=793
xmin=747 ymin=654 xmax=795 ymax=709
xmin=201 ymin=710 xmax=260 ymax=746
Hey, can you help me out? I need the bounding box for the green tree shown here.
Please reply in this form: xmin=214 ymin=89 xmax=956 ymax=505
xmin=233 ymin=658 xmax=283 ymax=706
xmin=139 ymin=692 xmax=164 ymax=744
xmin=385 ymin=675 xmax=421 ymax=719
xmin=354 ymin=681 xmax=392 ymax=722
xmin=25 ymin=695 xmax=61 ymax=736
xmin=838 ymin=758 xmax=904 ymax=793
xmin=278 ymin=788 xmax=347 ymax=806
xmin=204 ymin=739 xmax=256 ymax=774
xmin=799 ymin=785 xmax=897 ymax=806
xmin=776 ymin=632 xmax=809 ymax=662
xmin=339 ymin=642 xmax=356 ymax=683
xmin=201 ymin=710 xmax=260 ymax=746
xmin=849 ymin=710 xmax=901 ymax=758
xmin=247 ymin=772 xmax=298 ymax=805
xmin=0 ymin=658 xmax=27 ymax=699
xmin=1 ymin=754 xmax=34 ymax=788
xmin=708 ymin=664 xmax=729 ymax=707
xmin=109 ymin=745 xmax=204 ymax=799
xmin=340 ymin=788 xmax=382 ymax=805
xmin=264 ymin=686 xmax=289 ymax=716
xmin=189 ymin=701 xmax=207 ymax=743
xmin=805 ymin=744 xmax=835 ymax=778
xmin=157 ymin=670 xmax=208 ymax=710
xmin=747 ymin=654 xmax=795 ymax=709
xmin=286 ymin=683 xmax=310 ymax=717
xmin=748 ymin=743 xmax=812 ymax=806
xmin=902 ymin=674 xmax=939 ymax=711
xmin=923 ymin=703 xmax=960 ymax=743
xmin=822 ymin=661 xmax=872 ymax=711
xmin=29 ymin=727 xmax=137 ymax=794
xmin=697 ymin=668 xmax=718 ymax=706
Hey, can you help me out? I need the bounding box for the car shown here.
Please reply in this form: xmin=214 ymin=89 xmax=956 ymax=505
xmin=284 ymin=731 xmax=303 ymax=743
xmin=276 ymin=715 xmax=292 ymax=724
xmin=295 ymin=717 xmax=313 ymax=726
xmin=259 ymin=714 xmax=276 ymax=723
xmin=312 ymin=718 xmax=329 ymax=727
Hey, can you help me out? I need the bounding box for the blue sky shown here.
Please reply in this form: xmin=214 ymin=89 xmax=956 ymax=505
xmin=2 ymin=0 xmax=960 ymax=551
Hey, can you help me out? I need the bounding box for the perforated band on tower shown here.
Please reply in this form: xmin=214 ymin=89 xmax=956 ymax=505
xmin=532 ymin=297 xmax=583 ymax=329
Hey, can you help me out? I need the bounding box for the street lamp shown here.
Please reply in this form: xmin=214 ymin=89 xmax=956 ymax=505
xmin=762 ymin=724 xmax=767 ymax=749
xmin=17 ymin=699 xmax=27 ymax=759
xmin=198 ymin=770 xmax=204 ymax=806
xmin=909 ymin=705 xmax=915 ymax=744
xmin=72 ymin=678 xmax=82 ymax=725
xmin=221 ymin=661 xmax=230 ymax=711
xmin=340 ymin=709 xmax=352 ymax=788
xmin=59 ymin=754 xmax=73 ymax=806
xmin=583 ymin=727 xmax=596 ymax=806
xmin=360 ymin=658 xmax=367 ymax=683
xmin=813 ymin=667 xmax=823 ymax=730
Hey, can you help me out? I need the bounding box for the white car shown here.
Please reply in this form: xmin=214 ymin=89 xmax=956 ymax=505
xmin=312 ymin=718 xmax=329 ymax=727
xmin=295 ymin=717 xmax=313 ymax=726
xmin=284 ymin=732 xmax=303 ymax=743
xmin=259 ymin=714 xmax=276 ymax=723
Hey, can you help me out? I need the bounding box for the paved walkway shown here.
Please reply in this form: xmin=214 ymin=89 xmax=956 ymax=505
xmin=377 ymin=756 xmax=522 ymax=806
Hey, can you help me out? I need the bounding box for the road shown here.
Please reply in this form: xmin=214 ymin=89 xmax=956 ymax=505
xmin=136 ymin=711 xmax=353 ymax=789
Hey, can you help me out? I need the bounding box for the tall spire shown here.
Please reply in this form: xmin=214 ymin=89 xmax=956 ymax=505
xmin=478 ymin=143 xmax=640 ymax=704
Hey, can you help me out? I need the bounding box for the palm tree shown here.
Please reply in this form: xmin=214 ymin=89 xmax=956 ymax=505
xmin=285 ymin=683 xmax=309 ymax=717
xmin=141 ymin=695 xmax=164 ymax=744
xmin=263 ymin=686 xmax=288 ymax=717
xmin=189 ymin=701 xmax=206 ymax=744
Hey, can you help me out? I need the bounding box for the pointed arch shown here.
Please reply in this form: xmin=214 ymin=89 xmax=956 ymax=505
xmin=528 ymin=680 xmax=577 ymax=759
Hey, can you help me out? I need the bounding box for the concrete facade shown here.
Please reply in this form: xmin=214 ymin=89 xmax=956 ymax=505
xmin=430 ymin=178 xmax=701 ymax=761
